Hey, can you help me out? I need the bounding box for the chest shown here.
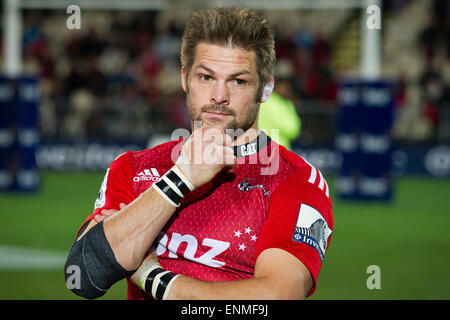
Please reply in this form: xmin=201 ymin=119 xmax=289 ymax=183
xmin=133 ymin=164 xmax=273 ymax=269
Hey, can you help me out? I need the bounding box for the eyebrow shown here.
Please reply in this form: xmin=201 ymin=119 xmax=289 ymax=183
xmin=196 ymin=64 xmax=252 ymax=78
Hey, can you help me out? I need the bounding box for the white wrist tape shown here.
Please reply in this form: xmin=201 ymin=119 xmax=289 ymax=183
xmin=152 ymin=165 xmax=195 ymax=207
xmin=171 ymin=165 xmax=195 ymax=192
xmin=162 ymin=274 xmax=181 ymax=300
xmin=136 ymin=256 xmax=179 ymax=300
xmin=136 ymin=257 xmax=161 ymax=291
xmin=151 ymin=270 xmax=172 ymax=298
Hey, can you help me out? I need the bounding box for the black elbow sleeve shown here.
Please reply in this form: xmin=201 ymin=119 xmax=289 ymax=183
xmin=64 ymin=221 xmax=135 ymax=299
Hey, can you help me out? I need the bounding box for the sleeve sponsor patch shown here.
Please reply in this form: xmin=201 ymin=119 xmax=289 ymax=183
xmin=94 ymin=168 xmax=109 ymax=209
xmin=292 ymin=203 xmax=332 ymax=261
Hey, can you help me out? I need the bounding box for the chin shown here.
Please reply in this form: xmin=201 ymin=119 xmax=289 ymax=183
xmin=200 ymin=117 xmax=230 ymax=131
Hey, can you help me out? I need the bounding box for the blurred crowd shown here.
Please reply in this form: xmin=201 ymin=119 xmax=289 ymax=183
xmin=22 ymin=8 xmax=340 ymax=144
xmin=416 ymin=0 xmax=450 ymax=141
xmin=1 ymin=0 xmax=449 ymax=144
xmin=21 ymin=10 xmax=190 ymax=143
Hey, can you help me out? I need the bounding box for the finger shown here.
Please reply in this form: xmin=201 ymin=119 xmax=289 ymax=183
xmin=223 ymin=146 xmax=237 ymax=167
xmin=214 ymin=144 xmax=236 ymax=166
xmin=101 ymin=209 xmax=115 ymax=216
xmin=203 ymin=126 xmax=226 ymax=145
xmin=193 ymin=120 xmax=203 ymax=129
xmin=191 ymin=125 xmax=206 ymax=139
xmin=94 ymin=214 xmax=107 ymax=222
xmin=224 ymin=133 xmax=233 ymax=146
xmin=119 ymin=202 xmax=126 ymax=209
xmin=201 ymin=143 xmax=218 ymax=165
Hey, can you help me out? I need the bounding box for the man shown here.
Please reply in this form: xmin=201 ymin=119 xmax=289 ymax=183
xmin=64 ymin=7 xmax=333 ymax=300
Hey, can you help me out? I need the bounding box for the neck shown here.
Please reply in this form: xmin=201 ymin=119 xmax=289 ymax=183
xmin=231 ymin=123 xmax=260 ymax=147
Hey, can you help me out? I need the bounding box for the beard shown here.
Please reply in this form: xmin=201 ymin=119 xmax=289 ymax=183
xmin=186 ymin=94 xmax=259 ymax=135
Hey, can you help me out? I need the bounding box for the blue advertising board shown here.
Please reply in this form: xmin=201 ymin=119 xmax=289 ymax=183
xmin=336 ymin=78 xmax=394 ymax=200
xmin=0 ymin=76 xmax=40 ymax=191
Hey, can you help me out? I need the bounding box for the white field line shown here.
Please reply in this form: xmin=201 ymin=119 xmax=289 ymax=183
xmin=0 ymin=245 xmax=67 ymax=270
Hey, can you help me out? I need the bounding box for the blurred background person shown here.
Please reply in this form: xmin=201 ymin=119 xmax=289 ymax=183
xmin=258 ymin=59 xmax=301 ymax=150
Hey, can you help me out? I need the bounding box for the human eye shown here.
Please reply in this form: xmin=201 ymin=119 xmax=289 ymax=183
xmin=199 ymin=74 xmax=212 ymax=82
xmin=234 ymin=78 xmax=247 ymax=86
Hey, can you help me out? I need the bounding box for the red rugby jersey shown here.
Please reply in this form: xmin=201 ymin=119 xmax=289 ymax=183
xmin=80 ymin=132 xmax=333 ymax=299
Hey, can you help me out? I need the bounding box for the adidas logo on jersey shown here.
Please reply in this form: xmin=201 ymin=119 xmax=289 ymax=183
xmin=133 ymin=168 xmax=161 ymax=182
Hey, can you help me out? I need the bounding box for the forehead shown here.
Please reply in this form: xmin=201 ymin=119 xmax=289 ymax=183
xmin=192 ymin=42 xmax=257 ymax=75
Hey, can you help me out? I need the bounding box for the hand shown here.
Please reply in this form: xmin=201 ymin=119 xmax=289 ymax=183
xmin=175 ymin=125 xmax=236 ymax=188
xmin=94 ymin=202 xmax=126 ymax=222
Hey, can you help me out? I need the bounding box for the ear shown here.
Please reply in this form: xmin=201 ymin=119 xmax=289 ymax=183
xmin=181 ymin=67 xmax=188 ymax=93
xmin=260 ymin=77 xmax=274 ymax=103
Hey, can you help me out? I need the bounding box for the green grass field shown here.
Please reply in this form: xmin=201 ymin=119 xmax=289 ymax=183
xmin=0 ymin=171 xmax=449 ymax=299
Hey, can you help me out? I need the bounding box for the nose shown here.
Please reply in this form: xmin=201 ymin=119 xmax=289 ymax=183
xmin=210 ymin=81 xmax=230 ymax=105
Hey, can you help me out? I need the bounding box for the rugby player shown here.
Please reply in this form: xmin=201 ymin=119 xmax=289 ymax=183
xmin=64 ymin=7 xmax=333 ymax=300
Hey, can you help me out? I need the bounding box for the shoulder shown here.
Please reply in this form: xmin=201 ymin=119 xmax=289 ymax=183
xmin=273 ymin=144 xmax=331 ymax=206
xmin=126 ymin=139 xmax=183 ymax=167
xmin=104 ymin=139 xmax=182 ymax=180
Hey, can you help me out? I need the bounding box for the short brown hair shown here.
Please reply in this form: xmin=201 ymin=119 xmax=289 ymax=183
xmin=181 ymin=7 xmax=275 ymax=87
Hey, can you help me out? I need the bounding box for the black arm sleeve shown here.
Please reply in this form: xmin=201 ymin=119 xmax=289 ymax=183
xmin=64 ymin=221 xmax=135 ymax=299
